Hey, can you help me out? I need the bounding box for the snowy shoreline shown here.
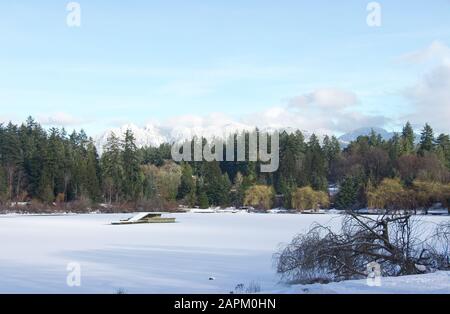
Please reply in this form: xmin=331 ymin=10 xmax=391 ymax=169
xmin=1 ymin=207 xmax=448 ymax=217
xmin=269 ymin=271 xmax=450 ymax=294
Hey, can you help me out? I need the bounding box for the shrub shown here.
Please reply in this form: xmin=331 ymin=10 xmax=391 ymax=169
xmin=367 ymin=178 xmax=408 ymax=210
xmin=412 ymin=180 xmax=450 ymax=209
xmin=244 ymin=185 xmax=274 ymax=210
xmin=291 ymin=186 xmax=329 ymax=212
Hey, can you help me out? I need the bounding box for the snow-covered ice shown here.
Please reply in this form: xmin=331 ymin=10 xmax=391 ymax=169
xmin=0 ymin=213 xmax=448 ymax=294
xmin=274 ymin=271 xmax=450 ymax=294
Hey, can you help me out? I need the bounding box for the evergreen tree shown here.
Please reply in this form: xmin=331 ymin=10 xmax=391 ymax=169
xmin=0 ymin=166 xmax=7 ymax=202
xmin=401 ymin=122 xmax=415 ymax=155
xmin=61 ymin=135 xmax=74 ymax=202
xmin=198 ymin=190 xmax=209 ymax=209
xmin=201 ymin=161 xmax=230 ymax=206
xmin=368 ymin=129 xmax=383 ymax=147
xmin=101 ymin=132 xmax=124 ymax=203
xmin=388 ymin=133 xmax=402 ymax=160
xmin=1 ymin=123 xmax=23 ymax=200
xmin=419 ymin=123 xmax=435 ymax=155
xmin=177 ymin=163 xmax=196 ymax=205
xmin=85 ymin=142 xmax=102 ymax=201
xmin=47 ymin=128 xmax=65 ymax=197
xmin=279 ymin=177 xmax=296 ymax=209
xmin=323 ymin=135 xmax=341 ymax=182
xmin=27 ymin=126 xmax=47 ymax=199
xmin=276 ymin=131 xmax=305 ymax=191
xmin=436 ymin=134 xmax=450 ymax=169
xmin=335 ymin=176 xmax=361 ymax=210
xmin=304 ymin=134 xmax=327 ymax=191
xmin=231 ymin=171 xmax=245 ymax=207
xmin=121 ymin=129 xmax=143 ymax=202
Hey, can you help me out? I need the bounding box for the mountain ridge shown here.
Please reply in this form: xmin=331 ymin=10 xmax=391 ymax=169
xmin=94 ymin=124 xmax=397 ymax=152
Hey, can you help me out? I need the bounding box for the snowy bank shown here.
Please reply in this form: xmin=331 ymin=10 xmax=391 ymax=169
xmin=270 ymin=271 xmax=450 ymax=294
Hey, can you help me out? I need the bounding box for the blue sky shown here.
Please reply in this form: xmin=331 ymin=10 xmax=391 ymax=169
xmin=1 ymin=0 xmax=450 ymax=136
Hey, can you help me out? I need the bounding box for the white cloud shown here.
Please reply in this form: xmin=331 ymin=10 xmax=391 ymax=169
xmin=37 ymin=112 xmax=89 ymax=127
xmin=151 ymin=88 xmax=387 ymax=137
xmin=405 ymin=64 xmax=450 ymax=132
xmin=402 ymin=42 xmax=450 ymax=133
xmin=239 ymin=88 xmax=389 ymax=135
xmin=288 ymin=88 xmax=358 ymax=109
xmin=243 ymin=106 xmax=388 ymax=136
xmin=400 ymin=41 xmax=450 ymax=65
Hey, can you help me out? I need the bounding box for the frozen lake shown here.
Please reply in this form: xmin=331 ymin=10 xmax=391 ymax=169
xmin=0 ymin=213 xmax=341 ymax=293
xmin=0 ymin=213 xmax=448 ymax=294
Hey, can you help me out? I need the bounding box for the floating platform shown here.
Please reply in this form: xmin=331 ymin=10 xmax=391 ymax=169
xmin=112 ymin=213 xmax=176 ymax=225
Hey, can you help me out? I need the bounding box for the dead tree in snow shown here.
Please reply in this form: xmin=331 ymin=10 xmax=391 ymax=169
xmin=275 ymin=212 xmax=450 ymax=284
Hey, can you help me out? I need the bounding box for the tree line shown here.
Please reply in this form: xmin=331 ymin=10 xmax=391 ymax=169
xmin=1 ymin=118 xmax=449 ymax=212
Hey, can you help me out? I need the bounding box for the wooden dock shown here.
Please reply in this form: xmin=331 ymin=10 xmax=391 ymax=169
xmin=112 ymin=213 xmax=176 ymax=225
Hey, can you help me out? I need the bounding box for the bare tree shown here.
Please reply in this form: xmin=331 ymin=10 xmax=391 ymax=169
xmin=275 ymin=212 xmax=449 ymax=284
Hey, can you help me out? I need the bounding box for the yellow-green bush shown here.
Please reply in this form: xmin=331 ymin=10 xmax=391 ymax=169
xmin=291 ymin=186 xmax=330 ymax=212
xmin=367 ymin=178 xmax=407 ymax=210
xmin=366 ymin=178 xmax=450 ymax=210
xmin=412 ymin=180 xmax=450 ymax=208
xmin=244 ymin=185 xmax=275 ymax=210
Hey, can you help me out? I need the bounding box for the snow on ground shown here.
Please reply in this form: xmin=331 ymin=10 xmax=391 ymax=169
xmin=0 ymin=213 xmax=448 ymax=294
xmin=272 ymin=271 xmax=450 ymax=294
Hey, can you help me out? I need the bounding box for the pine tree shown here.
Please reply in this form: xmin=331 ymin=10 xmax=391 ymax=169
xmin=27 ymin=126 xmax=48 ymax=199
xmin=101 ymin=132 xmax=124 ymax=203
xmin=61 ymin=136 xmax=74 ymax=202
xmin=177 ymin=163 xmax=196 ymax=205
xmin=85 ymin=142 xmax=101 ymax=201
xmin=368 ymin=129 xmax=383 ymax=147
xmin=69 ymin=131 xmax=84 ymax=199
xmin=198 ymin=190 xmax=209 ymax=209
xmin=219 ymin=173 xmax=232 ymax=206
xmin=121 ymin=129 xmax=143 ymax=202
xmin=304 ymin=134 xmax=327 ymax=191
xmin=231 ymin=171 xmax=245 ymax=207
xmin=201 ymin=161 xmax=230 ymax=206
xmin=419 ymin=123 xmax=435 ymax=155
xmin=388 ymin=133 xmax=402 ymax=160
xmin=401 ymin=122 xmax=415 ymax=155
xmin=277 ymin=131 xmax=305 ymax=191
xmin=0 ymin=166 xmax=7 ymax=202
xmin=279 ymin=177 xmax=296 ymax=209
xmin=323 ymin=135 xmax=341 ymax=182
xmin=47 ymin=128 xmax=65 ymax=197
xmin=1 ymin=123 xmax=23 ymax=200
xmin=335 ymin=176 xmax=360 ymax=210
xmin=436 ymin=134 xmax=450 ymax=169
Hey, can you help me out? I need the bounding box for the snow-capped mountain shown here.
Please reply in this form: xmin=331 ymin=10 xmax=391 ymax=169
xmin=95 ymin=124 xmax=168 ymax=151
xmin=94 ymin=122 xmax=312 ymax=153
xmin=94 ymin=122 xmax=255 ymax=153
xmin=95 ymin=124 xmax=396 ymax=153
xmin=338 ymin=127 xmax=394 ymax=146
